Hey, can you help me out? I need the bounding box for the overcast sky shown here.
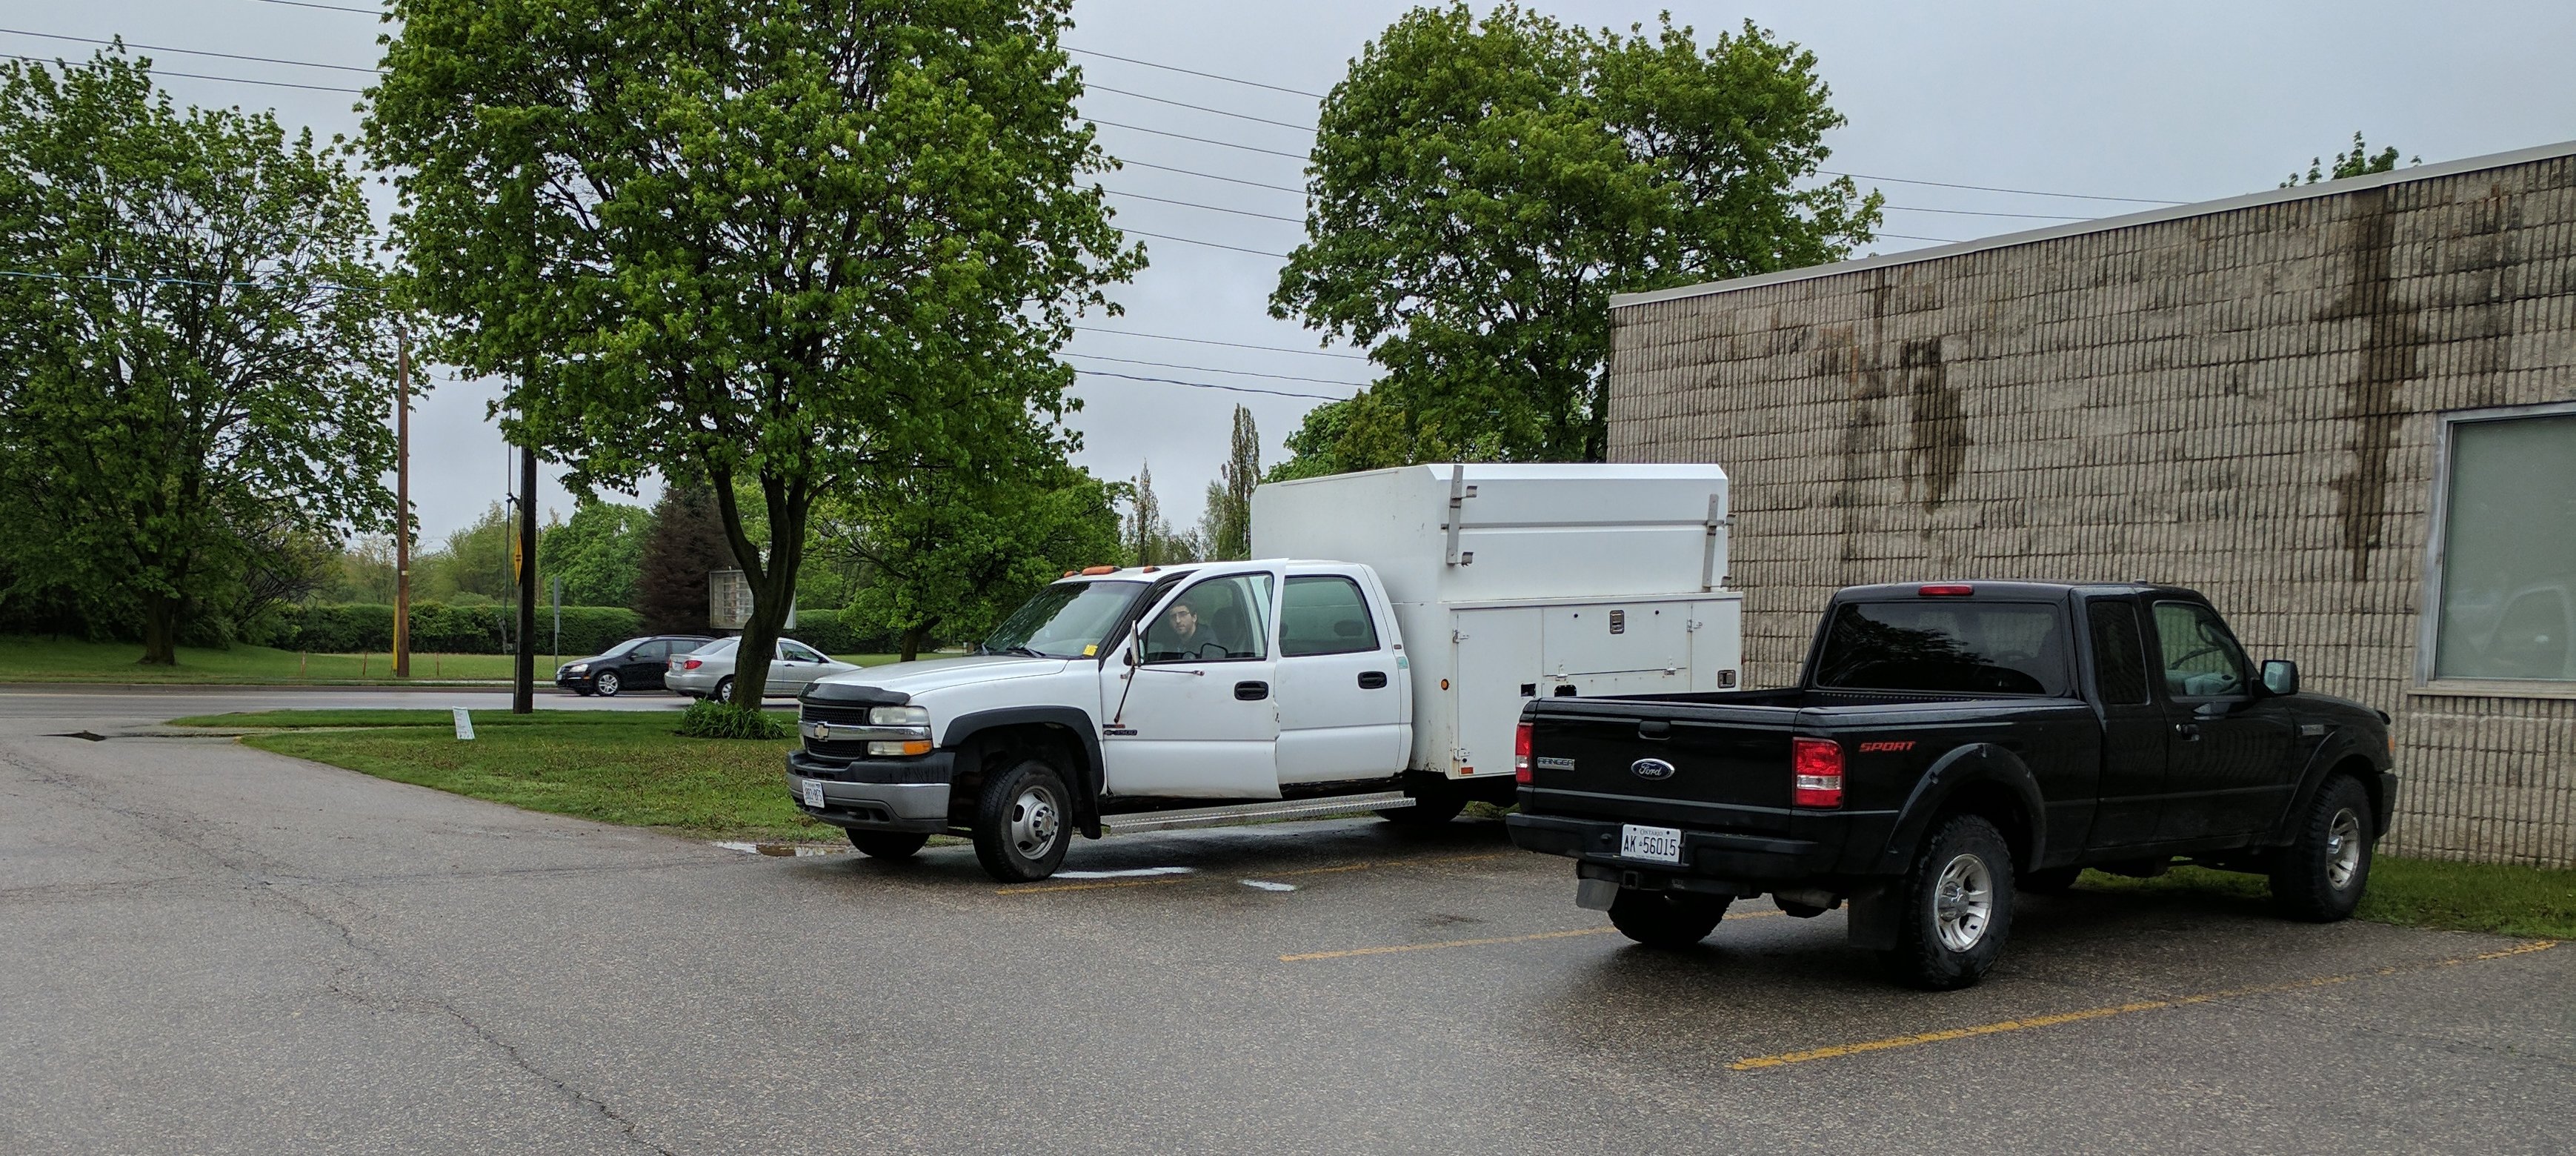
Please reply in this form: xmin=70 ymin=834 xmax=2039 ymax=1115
xmin=13 ymin=0 xmax=2576 ymax=543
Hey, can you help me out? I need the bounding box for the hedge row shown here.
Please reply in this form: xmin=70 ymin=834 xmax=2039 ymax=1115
xmin=273 ymin=602 xmax=902 ymax=657
xmin=276 ymin=603 xmax=644 ymax=656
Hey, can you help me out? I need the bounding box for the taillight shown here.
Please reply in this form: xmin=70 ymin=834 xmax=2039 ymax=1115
xmin=1791 ymin=737 xmax=1843 ymax=808
xmin=1514 ymin=722 xmax=1534 ymax=784
xmin=1917 ymin=583 xmax=1975 ymax=597
xmin=682 ymin=658 xmax=702 ymax=670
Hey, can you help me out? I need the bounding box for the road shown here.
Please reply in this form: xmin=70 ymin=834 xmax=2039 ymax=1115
xmin=4 ymin=687 xmax=2569 ymax=1155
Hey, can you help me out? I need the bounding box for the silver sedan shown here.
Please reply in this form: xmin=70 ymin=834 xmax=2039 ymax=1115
xmin=665 ymin=637 xmax=860 ymax=702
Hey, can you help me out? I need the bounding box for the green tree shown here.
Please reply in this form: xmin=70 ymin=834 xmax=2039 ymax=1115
xmin=0 ymin=51 xmax=396 ymax=662
xmin=1194 ymin=405 xmax=1259 ymax=560
xmin=2283 ymin=132 xmax=2417 ymax=187
xmin=633 ymin=486 xmax=736 ymax=636
xmin=1271 ymin=4 xmax=1878 ymax=472
xmin=831 ymin=454 xmax=1122 ymax=661
xmin=367 ymin=0 xmax=1139 ymax=708
xmin=536 ymin=498 xmax=650 ymax=608
xmin=1122 ymin=461 xmax=1199 ymax=566
xmin=427 ymin=502 xmax=517 ymax=604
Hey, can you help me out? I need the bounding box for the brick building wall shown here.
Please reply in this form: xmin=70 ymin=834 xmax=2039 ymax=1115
xmin=1606 ymin=144 xmax=2576 ymax=866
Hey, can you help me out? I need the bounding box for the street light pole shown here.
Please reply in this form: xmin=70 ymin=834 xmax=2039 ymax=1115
xmin=393 ymin=322 xmax=412 ymax=679
xmin=513 ymin=439 xmax=537 ymax=714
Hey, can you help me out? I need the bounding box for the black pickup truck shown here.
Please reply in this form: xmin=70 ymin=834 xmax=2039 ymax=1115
xmin=1505 ymin=582 xmax=2397 ymax=989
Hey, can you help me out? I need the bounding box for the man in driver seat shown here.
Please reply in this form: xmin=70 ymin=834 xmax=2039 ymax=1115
xmin=1148 ymin=594 xmax=1228 ymax=660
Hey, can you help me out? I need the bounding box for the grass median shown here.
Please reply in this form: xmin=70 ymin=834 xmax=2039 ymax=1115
xmin=2075 ymin=857 xmax=2576 ymax=940
xmin=1 ymin=635 xmax=901 ymax=685
xmin=184 ymin=709 xmax=839 ymax=844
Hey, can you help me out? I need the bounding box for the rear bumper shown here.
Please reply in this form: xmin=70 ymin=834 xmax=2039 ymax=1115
xmin=1505 ymin=804 xmax=1901 ymax=884
xmin=786 ymin=749 xmax=956 ymax=834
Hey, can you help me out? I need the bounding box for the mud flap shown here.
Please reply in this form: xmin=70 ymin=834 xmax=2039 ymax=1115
xmin=1846 ymin=883 xmax=1900 ymax=951
xmin=1576 ymin=877 xmax=1620 ymax=911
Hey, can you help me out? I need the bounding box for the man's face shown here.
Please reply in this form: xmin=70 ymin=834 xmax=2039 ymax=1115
xmin=1168 ymin=602 xmax=1198 ymax=636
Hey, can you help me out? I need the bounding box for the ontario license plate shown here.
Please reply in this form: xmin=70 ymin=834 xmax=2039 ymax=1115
xmin=800 ymin=778 xmax=825 ymax=809
xmin=1620 ymin=824 xmax=1683 ymax=865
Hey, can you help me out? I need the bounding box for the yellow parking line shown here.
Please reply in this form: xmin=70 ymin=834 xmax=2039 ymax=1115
xmin=1282 ymin=909 xmax=1785 ymax=962
xmin=1729 ymin=939 xmax=2559 ymax=1071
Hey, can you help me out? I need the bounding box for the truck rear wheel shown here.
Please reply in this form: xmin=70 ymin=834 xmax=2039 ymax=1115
xmin=848 ymin=830 xmax=929 ymax=860
xmin=1379 ymin=776 xmax=1467 ymax=827
xmin=2269 ymin=775 xmax=2373 ymax=923
xmin=1883 ymin=814 xmax=2014 ymax=990
xmin=972 ymin=757 xmax=1071 ymax=883
xmin=1607 ymin=888 xmax=1729 ymax=949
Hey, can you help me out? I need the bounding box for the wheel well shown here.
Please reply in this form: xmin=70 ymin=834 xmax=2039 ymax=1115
xmin=2326 ymin=756 xmax=2381 ymax=824
xmin=1940 ymin=781 xmax=2036 ymax=873
xmin=948 ymin=722 xmax=1091 ymax=825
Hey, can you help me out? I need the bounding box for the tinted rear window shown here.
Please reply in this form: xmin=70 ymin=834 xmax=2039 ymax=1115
xmin=1813 ymin=601 xmax=2071 ymax=696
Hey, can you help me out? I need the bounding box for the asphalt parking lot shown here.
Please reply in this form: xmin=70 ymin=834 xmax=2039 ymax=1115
xmin=4 ymin=691 xmax=2569 ymax=1155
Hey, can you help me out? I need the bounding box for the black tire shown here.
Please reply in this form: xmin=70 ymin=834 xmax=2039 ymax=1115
xmin=972 ymin=757 xmax=1073 ymax=883
xmin=2269 ymin=775 xmax=2373 ymax=923
xmin=1608 ymin=888 xmax=1730 ymax=949
xmin=573 ymin=687 xmax=596 ymax=698
xmin=711 ymin=676 xmax=735 ymax=705
xmin=1379 ymin=778 xmax=1468 ymax=828
xmin=848 ymin=830 xmax=930 ymax=860
xmin=1883 ymin=814 xmax=2015 ymax=990
xmin=2020 ymin=866 xmax=2083 ymax=895
xmin=594 ymin=671 xmax=622 ymax=697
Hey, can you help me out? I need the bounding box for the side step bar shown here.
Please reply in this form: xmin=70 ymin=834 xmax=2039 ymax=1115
xmin=1099 ymin=791 xmax=1411 ymax=835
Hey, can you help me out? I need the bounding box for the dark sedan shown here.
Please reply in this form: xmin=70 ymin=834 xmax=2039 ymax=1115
xmin=555 ymin=635 xmax=714 ymax=697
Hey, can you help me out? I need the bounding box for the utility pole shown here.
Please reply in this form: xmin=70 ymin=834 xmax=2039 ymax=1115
xmin=393 ymin=323 xmax=411 ymax=678
xmin=513 ymin=439 xmax=537 ymax=714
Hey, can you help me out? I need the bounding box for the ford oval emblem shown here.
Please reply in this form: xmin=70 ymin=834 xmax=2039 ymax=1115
xmin=1630 ymin=757 xmax=1676 ymax=781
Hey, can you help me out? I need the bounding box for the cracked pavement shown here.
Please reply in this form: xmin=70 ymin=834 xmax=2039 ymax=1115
xmin=4 ymin=688 xmax=2571 ymax=1155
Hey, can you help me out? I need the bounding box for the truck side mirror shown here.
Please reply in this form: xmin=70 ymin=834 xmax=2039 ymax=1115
xmin=2260 ymin=659 xmax=2299 ymax=696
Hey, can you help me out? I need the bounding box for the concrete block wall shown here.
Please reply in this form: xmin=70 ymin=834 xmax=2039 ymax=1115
xmin=1608 ymin=152 xmax=2576 ymax=866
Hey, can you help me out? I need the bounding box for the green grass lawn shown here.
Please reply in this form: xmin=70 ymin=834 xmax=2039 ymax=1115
xmin=0 ymin=634 xmax=896 ymax=685
xmin=202 ymin=711 xmax=836 ymax=843
xmin=2075 ymin=858 xmax=2576 ymax=940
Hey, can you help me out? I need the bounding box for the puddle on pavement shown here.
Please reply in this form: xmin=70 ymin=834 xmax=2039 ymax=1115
xmin=46 ymin=731 xmax=107 ymax=742
xmin=712 ymin=840 xmax=848 ymax=857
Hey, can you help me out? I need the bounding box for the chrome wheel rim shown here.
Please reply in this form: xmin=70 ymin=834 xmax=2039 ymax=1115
xmin=2325 ymin=808 xmax=2364 ymax=890
xmin=1933 ymin=852 xmax=1995 ymax=952
xmin=1010 ymin=783 xmax=1062 ymax=860
xmin=596 ymin=672 xmax=619 ymax=696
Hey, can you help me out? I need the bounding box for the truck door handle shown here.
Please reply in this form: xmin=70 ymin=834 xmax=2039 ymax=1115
xmin=1357 ymin=671 xmax=1388 ymax=689
xmin=1234 ymin=681 xmax=1269 ymax=701
xmin=2174 ymin=722 xmax=2200 ymax=740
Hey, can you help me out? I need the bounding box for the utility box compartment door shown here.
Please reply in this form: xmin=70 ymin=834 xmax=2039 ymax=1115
xmin=1448 ymin=606 xmax=1540 ymax=779
xmin=1539 ymin=602 xmax=1693 ymax=697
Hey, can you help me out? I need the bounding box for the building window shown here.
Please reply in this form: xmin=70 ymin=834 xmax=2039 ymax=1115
xmin=2423 ymin=402 xmax=2576 ymax=690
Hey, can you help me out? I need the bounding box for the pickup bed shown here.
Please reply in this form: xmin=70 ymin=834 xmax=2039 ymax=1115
xmin=1505 ymin=581 xmax=2397 ymax=989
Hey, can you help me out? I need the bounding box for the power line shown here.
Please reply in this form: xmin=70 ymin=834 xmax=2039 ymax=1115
xmin=1119 ymin=227 xmax=1290 ymax=259
xmin=1065 ymin=46 xmax=1327 ymax=100
xmin=0 ymin=268 xmax=378 ymax=290
xmin=1062 ymin=351 xmax=1362 ymax=387
xmin=0 ymin=27 xmax=377 ymax=73
xmin=0 ymin=51 xmax=365 ymax=93
xmin=1114 ymin=158 xmax=1305 ymax=196
xmin=251 ymin=0 xmax=381 ymax=14
xmin=1069 ymin=324 xmax=1368 ymax=361
xmin=1086 ymin=84 xmax=1316 ymax=134
xmin=1074 ymin=368 xmax=1348 ymax=402
xmin=1874 ymin=233 xmax=1965 ymax=244
xmin=1826 ymin=169 xmax=2180 ymax=205
xmin=1091 ymin=118 xmax=1309 ymax=162
xmin=1104 ymin=186 xmax=1302 ymax=224
xmin=1886 ymin=205 xmax=2091 ymax=221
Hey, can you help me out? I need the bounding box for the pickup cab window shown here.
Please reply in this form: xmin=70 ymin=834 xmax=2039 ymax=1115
xmin=1280 ymin=576 xmax=1380 ymax=657
xmin=2087 ymin=599 xmax=2152 ymax=704
xmin=985 ymin=580 xmax=1146 ymax=658
xmin=1143 ymin=574 xmax=1274 ymax=662
xmin=1813 ymin=601 xmax=2071 ymax=696
xmin=2152 ymin=601 xmax=2253 ymax=698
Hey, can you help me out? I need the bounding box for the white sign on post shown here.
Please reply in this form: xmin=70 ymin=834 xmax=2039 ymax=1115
xmin=452 ymin=708 xmax=476 ymax=741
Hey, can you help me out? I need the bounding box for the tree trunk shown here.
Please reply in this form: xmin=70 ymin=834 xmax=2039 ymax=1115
xmin=711 ymin=469 xmax=812 ymax=711
xmin=139 ymin=594 xmax=179 ymax=666
xmin=899 ymin=622 xmax=931 ymax=664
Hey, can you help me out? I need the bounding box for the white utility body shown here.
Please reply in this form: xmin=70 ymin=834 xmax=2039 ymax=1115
xmin=788 ymin=463 xmax=1742 ymax=882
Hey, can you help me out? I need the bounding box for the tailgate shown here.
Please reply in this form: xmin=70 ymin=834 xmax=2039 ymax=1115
xmin=1526 ymin=701 xmax=1798 ymax=823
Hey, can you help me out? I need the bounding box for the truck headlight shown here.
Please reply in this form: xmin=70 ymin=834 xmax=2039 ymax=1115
xmin=862 ymin=705 xmax=931 ymax=755
xmin=869 ymin=705 xmax=929 ymax=726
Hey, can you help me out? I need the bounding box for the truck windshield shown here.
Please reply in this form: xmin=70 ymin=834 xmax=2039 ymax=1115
xmin=982 ymin=581 xmax=1146 ymax=659
xmin=1812 ymin=601 xmax=2071 ymax=696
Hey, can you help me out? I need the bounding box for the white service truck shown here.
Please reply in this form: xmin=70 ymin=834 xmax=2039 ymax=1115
xmin=785 ymin=463 xmax=1744 ymax=881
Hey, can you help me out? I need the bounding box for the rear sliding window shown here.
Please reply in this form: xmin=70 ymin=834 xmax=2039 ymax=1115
xmin=1812 ymin=601 xmax=2072 ymax=696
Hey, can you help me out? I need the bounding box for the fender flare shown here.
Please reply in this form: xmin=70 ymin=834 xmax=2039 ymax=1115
xmin=2266 ymin=731 xmax=2390 ymax=844
xmin=942 ymin=706 xmax=1107 ymax=836
xmin=1881 ymin=743 xmax=2051 ymax=873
